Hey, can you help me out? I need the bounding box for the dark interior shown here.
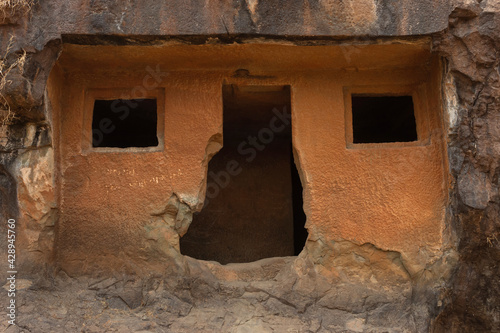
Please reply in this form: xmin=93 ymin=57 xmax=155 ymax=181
xmin=180 ymin=85 xmax=308 ymax=264
xmin=351 ymin=95 xmax=418 ymax=143
xmin=92 ymin=99 xmax=158 ymax=148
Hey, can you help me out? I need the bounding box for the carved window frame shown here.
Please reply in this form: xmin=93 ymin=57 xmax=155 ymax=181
xmin=343 ymin=84 xmax=431 ymax=149
xmin=82 ymin=88 xmax=165 ymax=154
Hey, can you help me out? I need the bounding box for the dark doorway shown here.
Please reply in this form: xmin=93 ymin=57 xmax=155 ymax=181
xmin=180 ymin=85 xmax=307 ymax=264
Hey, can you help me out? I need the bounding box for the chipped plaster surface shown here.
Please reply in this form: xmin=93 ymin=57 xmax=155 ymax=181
xmin=44 ymin=43 xmax=449 ymax=278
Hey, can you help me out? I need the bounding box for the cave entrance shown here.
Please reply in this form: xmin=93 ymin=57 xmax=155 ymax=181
xmin=180 ymin=85 xmax=308 ymax=264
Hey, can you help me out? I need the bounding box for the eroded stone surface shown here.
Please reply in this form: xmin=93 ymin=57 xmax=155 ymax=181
xmin=0 ymin=250 xmax=421 ymax=332
xmin=431 ymin=1 xmax=500 ymax=331
xmin=0 ymin=0 xmax=498 ymax=332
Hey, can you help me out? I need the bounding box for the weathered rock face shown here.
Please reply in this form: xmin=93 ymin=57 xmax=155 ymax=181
xmin=431 ymin=2 xmax=500 ymax=331
xmin=0 ymin=0 xmax=498 ymax=332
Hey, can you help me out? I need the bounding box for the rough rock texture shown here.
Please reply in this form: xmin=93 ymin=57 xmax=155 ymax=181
xmin=0 ymin=0 xmax=499 ymax=332
xmin=0 ymin=121 xmax=56 ymax=274
xmin=1 ymin=0 xmax=455 ymax=49
xmin=431 ymin=1 xmax=500 ymax=332
xmin=0 ymin=248 xmax=421 ymax=333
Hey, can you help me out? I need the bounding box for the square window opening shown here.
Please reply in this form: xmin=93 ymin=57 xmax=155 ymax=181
xmin=92 ymin=99 xmax=159 ymax=148
xmin=351 ymin=95 xmax=417 ymax=144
